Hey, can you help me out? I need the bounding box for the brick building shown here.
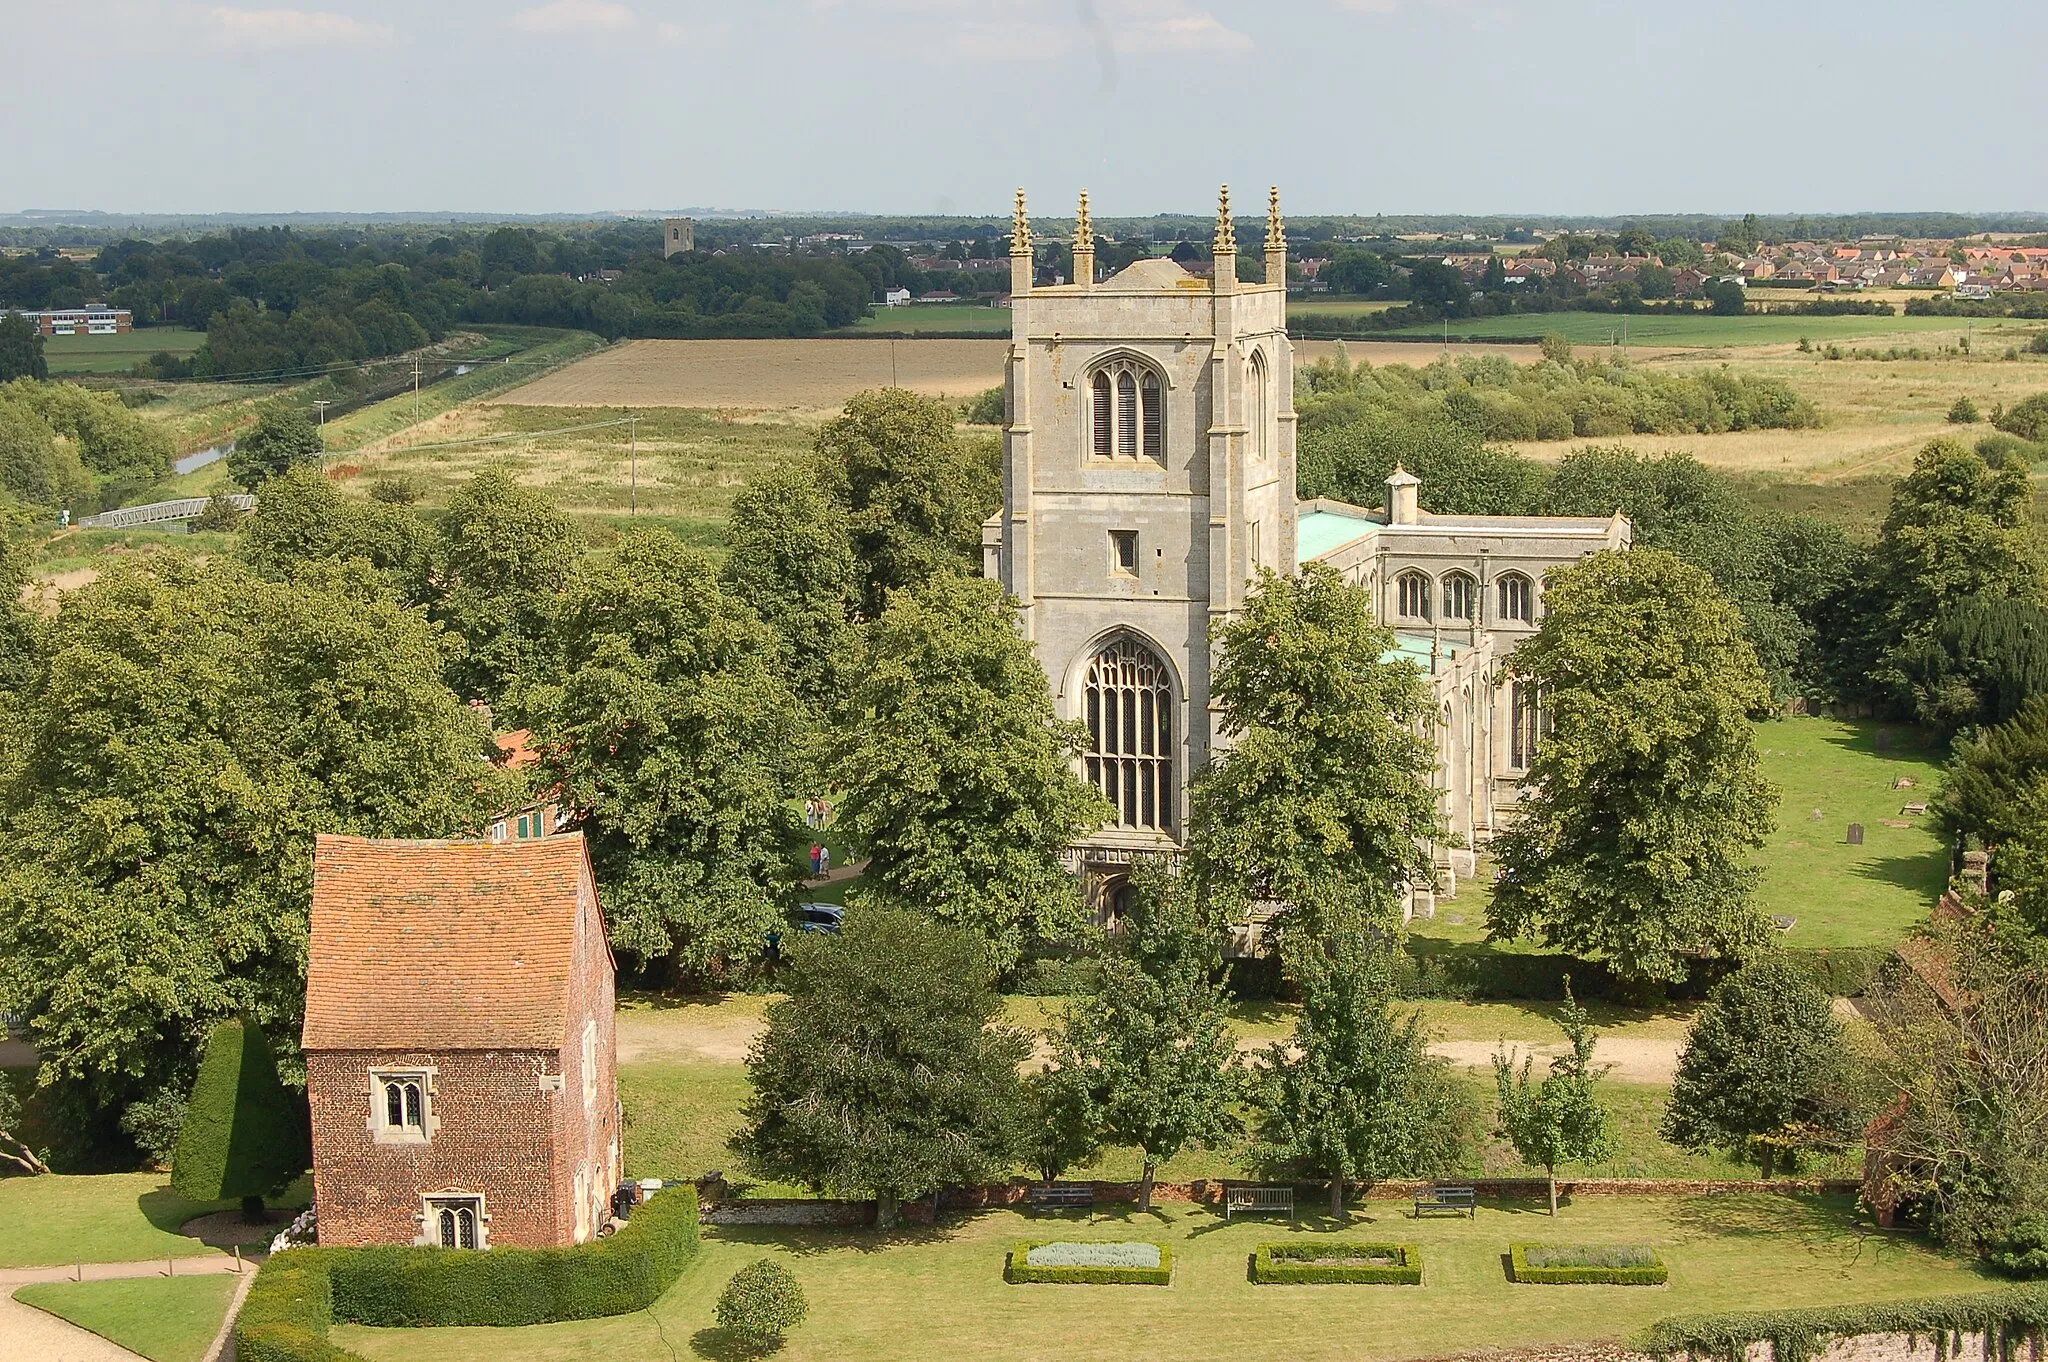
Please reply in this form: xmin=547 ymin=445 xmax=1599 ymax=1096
xmin=302 ymin=833 xmax=620 ymax=1250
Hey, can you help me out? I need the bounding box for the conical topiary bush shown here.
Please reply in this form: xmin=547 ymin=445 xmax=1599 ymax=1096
xmin=170 ymin=1015 xmax=307 ymax=1223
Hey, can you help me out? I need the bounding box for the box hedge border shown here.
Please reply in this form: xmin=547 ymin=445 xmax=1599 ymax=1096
xmin=236 ymin=1185 xmax=699 ymax=1362
xmin=1639 ymin=1284 xmax=2048 ymax=1362
xmin=1005 ymin=1239 xmax=1174 ymax=1285
xmin=1252 ymin=1241 xmax=1422 ymax=1285
xmin=1509 ymin=1243 xmax=1668 ymax=1285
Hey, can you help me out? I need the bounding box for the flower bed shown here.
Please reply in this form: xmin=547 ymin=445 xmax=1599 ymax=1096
xmin=1005 ymin=1240 xmax=1173 ymax=1285
xmin=1510 ymin=1243 xmax=1668 ymax=1285
xmin=1253 ymin=1241 xmax=1423 ymax=1285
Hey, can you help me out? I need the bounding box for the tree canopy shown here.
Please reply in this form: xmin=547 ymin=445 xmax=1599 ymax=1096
xmin=1492 ymin=980 xmax=1614 ymax=1212
xmin=429 ymin=466 xmax=583 ymax=705
xmin=228 ymin=407 xmax=325 ymax=490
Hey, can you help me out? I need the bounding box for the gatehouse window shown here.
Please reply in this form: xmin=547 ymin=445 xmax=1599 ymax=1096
xmin=426 ymin=1196 xmax=484 ymax=1250
xmin=1443 ymin=571 xmax=1476 ymax=622
xmin=1497 ymin=572 xmax=1533 ymax=623
xmin=372 ymin=1069 xmax=432 ymax=1142
xmin=1397 ymin=571 xmax=1432 ymax=622
xmin=1084 ymin=637 xmax=1175 ymax=832
xmin=1110 ymin=529 xmax=1138 ymax=576
xmin=1089 ymin=360 xmax=1163 ymax=462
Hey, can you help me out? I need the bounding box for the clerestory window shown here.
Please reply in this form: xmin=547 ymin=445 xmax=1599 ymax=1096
xmin=1089 ymin=360 xmax=1163 ymax=462
xmin=1397 ymin=571 xmax=1432 ymax=622
xmin=1443 ymin=571 xmax=1476 ymax=622
xmin=1497 ymin=572 xmax=1533 ymax=624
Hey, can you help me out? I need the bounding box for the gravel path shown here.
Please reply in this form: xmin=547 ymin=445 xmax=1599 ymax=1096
xmin=0 ymin=1257 xmax=250 ymax=1362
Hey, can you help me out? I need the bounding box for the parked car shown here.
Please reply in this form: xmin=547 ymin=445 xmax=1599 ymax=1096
xmin=793 ymin=903 xmax=844 ymax=935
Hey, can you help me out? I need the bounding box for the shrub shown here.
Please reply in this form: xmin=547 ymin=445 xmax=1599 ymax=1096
xmin=715 ymin=1258 xmax=807 ymax=1347
xmin=1780 ymin=946 xmax=1889 ymax=997
xmin=1951 ymin=397 xmax=1983 ymax=424
xmin=1005 ymin=1239 xmax=1173 ymax=1285
xmin=1252 ymin=1241 xmax=1423 ymax=1285
xmin=1988 ymin=1219 xmax=2048 ymax=1280
xmin=1640 ymin=1284 xmax=2048 ymax=1362
xmin=235 ymin=1186 xmax=700 ymax=1361
xmin=1996 ymin=393 xmax=2048 ymax=442
xmin=190 ymin=491 xmax=248 ymax=532
xmin=961 ymin=385 xmax=1005 ymax=425
xmin=1509 ymin=1243 xmax=1668 ymax=1284
xmin=2030 ymin=333 xmax=2048 ymax=356
xmin=171 ymin=1016 xmax=307 ymax=1221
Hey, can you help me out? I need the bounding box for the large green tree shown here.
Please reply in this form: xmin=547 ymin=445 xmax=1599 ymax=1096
xmin=1253 ymin=926 xmax=1474 ymax=1216
xmin=732 ymin=908 xmax=1029 ymax=1226
xmin=1493 ymin=980 xmax=1615 ymax=1214
xmin=832 ymin=573 xmax=1106 ymax=972
xmin=0 ymin=314 xmax=47 ymax=383
xmin=0 ymin=402 xmax=87 ymax=510
xmin=1187 ymin=563 xmax=1444 ymax=936
xmin=1663 ymin=958 xmax=1857 ymax=1178
xmin=237 ymin=463 xmax=430 ymax=589
xmin=171 ymin=1016 xmax=307 ymax=1222
xmin=519 ymin=530 xmax=803 ymax=978
xmin=429 ymin=467 xmax=583 ymax=705
xmin=1488 ymin=549 xmax=1777 ymax=990
xmin=0 ymin=558 xmax=503 ymax=1147
xmin=1052 ymin=862 xmax=1241 ymax=1211
xmin=228 ymin=407 xmax=325 ymax=490
xmin=720 ymin=462 xmax=861 ymax=707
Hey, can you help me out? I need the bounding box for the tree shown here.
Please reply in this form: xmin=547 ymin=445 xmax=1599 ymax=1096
xmin=715 ymin=1259 xmax=807 ymax=1350
xmin=171 ymin=1016 xmax=306 ymax=1222
xmin=0 ymin=401 xmax=87 ymax=510
xmin=1487 ymin=549 xmax=1778 ymax=991
xmin=227 ymin=407 xmax=324 ymax=490
xmin=1492 ymin=979 xmax=1615 ymax=1213
xmin=429 ymin=467 xmax=583 ymax=705
xmin=720 ymin=463 xmax=861 ymax=707
xmin=0 ymin=558 xmax=504 ymax=1147
xmin=1252 ymin=926 xmax=1474 ymax=1216
xmin=519 ymin=531 xmax=804 ymax=980
xmin=237 ymin=463 xmax=430 ymax=588
xmin=810 ymin=389 xmax=999 ymax=617
xmin=1951 ymin=397 xmax=1983 ymax=425
xmin=1022 ymin=1060 xmax=1101 ymax=1186
xmin=731 ymin=908 xmax=1029 ymax=1226
xmin=831 ymin=574 xmax=1105 ymax=972
xmin=1053 ymin=862 xmax=1241 ymax=1211
xmin=0 ymin=314 xmax=47 ymax=383
xmin=1662 ymin=958 xmax=1856 ymax=1178
xmin=1995 ymin=394 xmax=2048 ymax=442
xmin=1705 ymin=279 xmax=1747 ymax=316
xmin=1187 ymin=563 xmax=1444 ymax=936
xmin=0 ymin=1082 xmax=49 ymax=1175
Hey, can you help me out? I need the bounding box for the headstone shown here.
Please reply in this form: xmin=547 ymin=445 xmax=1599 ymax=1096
xmin=1847 ymin=823 xmax=1864 ymax=845
xmin=1902 ymin=802 xmax=1928 ymax=817
xmin=1874 ymin=729 xmax=1891 ymax=753
xmin=1894 ymin=776 xmax=1917 ymax=790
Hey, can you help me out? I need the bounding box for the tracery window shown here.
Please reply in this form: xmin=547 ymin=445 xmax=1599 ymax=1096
xmin=1397 ymin=571 xmax=1432 ymax=622
xmin=429 ymin=1197 xmax=482 ymax=1250
xmin=1084 ymin=637 xmax=1175 ymax=831
xmin=1248 ymin=350 xmax=1269 ymax=462
xmin=1497 ymin=572 xmax=1534 ymax=623
xmin=1510 ymin=681 xmax=1551 ymax=770
xmin=1089 ymin=359 xmax=1163 ymax=462
xmin=375 ymin=1072 xmax=429 ymax=1140
xmin=1443 ymin=571 xmax=1476 ymax=622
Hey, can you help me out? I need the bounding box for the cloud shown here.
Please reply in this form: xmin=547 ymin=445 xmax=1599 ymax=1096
xmin=510 ymin=0 xmax=637 ymax=35
xmin=1335 ymin=0 xmax=1400 ymax=12
xmin=206 ymin=6 xmax=394 ymax=49
xmin=1118 ymin=10 xmax=1252 ymax=51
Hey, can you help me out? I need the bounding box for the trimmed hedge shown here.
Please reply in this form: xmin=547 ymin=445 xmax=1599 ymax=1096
xmin=1510 ymin=1243 xmax=1668 ymax=1285
xmin=1005 ymin=1240 xmax=1174 ymax=1285
xmin=236 ymin=1186 xmax=699 ymax=1361
xmin=1253 ymin=1241 xmax=1422 ymax=1285
xmin=1640 ymin=1284 xmax=2048 ymax=1362
xmin=1780 ymin=947 xmax=1890 ymax=999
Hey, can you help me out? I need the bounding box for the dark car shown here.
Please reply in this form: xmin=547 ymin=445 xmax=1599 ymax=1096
xmin=793 ymin=903 xmax=844 ymax=935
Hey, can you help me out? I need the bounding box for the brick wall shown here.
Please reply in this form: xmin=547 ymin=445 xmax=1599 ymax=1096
xmin=550 ymin=881 xmax=620 ymax=1244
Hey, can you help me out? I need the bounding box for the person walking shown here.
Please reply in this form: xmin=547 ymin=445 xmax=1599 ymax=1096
xmin=809 ymin=843 xmax=824 ymax=877
xmin=817 ymin=844 xmax=831 ymax=876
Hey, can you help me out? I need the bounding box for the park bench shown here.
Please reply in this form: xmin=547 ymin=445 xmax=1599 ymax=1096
xmin=1225 ymin=1185 xmax=1296 ymax=1223
xmin=1414 ymin=1184 xmax=1477 ymax=1218
xmin=1026 ymin=1183 xmax=1095 ymax=1212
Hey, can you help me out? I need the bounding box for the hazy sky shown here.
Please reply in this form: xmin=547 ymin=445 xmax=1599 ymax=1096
xmin=10 ymin=0 xmax=2046 ymax=218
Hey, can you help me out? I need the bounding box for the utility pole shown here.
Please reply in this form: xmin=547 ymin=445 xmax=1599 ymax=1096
xmin=629 ymin=415 xmax=638 ymax=515
xmin=890 ymin=340 xmax=898 ymax=388
xmin=312 ymin=399 xmax=331 ymax=462
xmin=412 ymin=359 xmax=422 ymax=430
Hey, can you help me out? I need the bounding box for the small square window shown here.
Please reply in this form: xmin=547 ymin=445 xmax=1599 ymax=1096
xmin=1110 ymin=530 xmax=1138 ymax=576
xmin=372 ymin=1069 xmax=434 ymax=1143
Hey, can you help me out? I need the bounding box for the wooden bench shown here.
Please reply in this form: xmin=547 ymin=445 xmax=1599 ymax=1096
xmin=1414 ymin=1184 xmax=1477 ymax=1218
xmin=1025 ymin=1183 xmax=1095 ymax=1212
xmin=1225 ymin=1186 xmax=1295 ymax=1222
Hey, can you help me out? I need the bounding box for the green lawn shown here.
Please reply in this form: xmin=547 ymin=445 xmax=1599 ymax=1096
xmin=43 ymin=327 xmax=205 ymax=375
xmin=1752 ymin=715 xmax=1948 ymax=947
xmin=1384 ymin=311 xmax=2004 ymax=349
xmin=838 ymin=304 xmax=1013 ymax=334
xmin=331 ymin=1195 xmax=1988 ymax=1362
xmin=14 ymin=1273 xmax=237 ymax=1362
xmin=0 ymin=1173 xmax=308 ymax=1268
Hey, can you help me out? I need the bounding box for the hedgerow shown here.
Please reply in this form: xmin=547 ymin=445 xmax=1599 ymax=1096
xmin=1640 ymin=1284 xmax=2048 ymax=1362
xmin=235 ymin=1185 xmax=699 ymax=1361
xmin=1005 ymin=1239 xmax=1174 ymax=1285
xmin=1252 ymin=1241 xmax=1423 ymax=1285
xmin=1509 ymin=1242 xmax=1669 ymax=1285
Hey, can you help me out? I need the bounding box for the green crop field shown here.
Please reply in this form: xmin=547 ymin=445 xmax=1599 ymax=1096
xmin=42 ymin=326 xmax=206 ymax=375
xmin=15 ymin=1273 xmax=237 ymax=1362
xmin=1383 ymin=311 xmax=2012 ymax=349
xmin=839 ymin=304 xmax=1013 ymax=334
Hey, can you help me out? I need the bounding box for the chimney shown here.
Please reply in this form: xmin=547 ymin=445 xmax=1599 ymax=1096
xmin=1387 ymin=465 xmax=1421 ymax=525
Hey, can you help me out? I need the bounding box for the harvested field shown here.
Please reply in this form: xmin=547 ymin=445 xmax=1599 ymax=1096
xmin=494 ymin=338 xmax=1010 ymax=409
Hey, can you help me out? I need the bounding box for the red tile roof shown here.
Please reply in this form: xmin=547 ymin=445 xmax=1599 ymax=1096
xmin=303 ymin=833 xmax=601 ymax=1052
xmin=495 ymin=729 xmax=542 ymax=771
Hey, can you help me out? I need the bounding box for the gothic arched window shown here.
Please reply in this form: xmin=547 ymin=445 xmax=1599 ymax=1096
xmin=1089 ymin=359 xmax=1163 ymax=462
xmin=1497 ymin=572 xmax=1534 ymax=623
xmin=1084 ymin=637 xmax=1175 ymax=831
xmin=1397 ymin=571 xmax=1432 ymax=622
xmin=1248 ymin=350 xmax=1269 ymax=462
xmin=1442 ymin=571 xmax=1476 ymax=622
xmin=1510 ymin=680 xmax=1550 ymax=770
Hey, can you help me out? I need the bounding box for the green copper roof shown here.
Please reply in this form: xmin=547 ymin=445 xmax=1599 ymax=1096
xmin=1296 ymin=507 xmax=1378 ymax=564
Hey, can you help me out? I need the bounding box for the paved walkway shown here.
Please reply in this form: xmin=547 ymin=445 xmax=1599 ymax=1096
xmin=0 ymin=1256 xmax=252 ymax=1362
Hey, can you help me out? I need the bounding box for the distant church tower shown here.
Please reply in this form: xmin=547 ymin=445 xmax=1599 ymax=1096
xmin=662 ymin=217 xmax=695 ymax=258
xmin=983 ymin=186 xmax=1295 ymax=886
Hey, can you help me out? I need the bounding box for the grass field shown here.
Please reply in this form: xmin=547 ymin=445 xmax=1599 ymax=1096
xmin=1387 ymin=312 xmax=2027 ymax=349
xmin=42 ymin=326 xmax=205 ymax=375
xmin=320 ymin=328 xmax=606 ymax=453
xmin=330 ymin=1195 xmax=1987 ymax=1362
xmin=0 ymin=1173 xmax=309 ymax=1268
xmin=14 ymin=1273 xmax=236 ymax=1362
xmin=495 ymin=338 xmax=1008 ymax=409
xmin=839 ymin=304 xmax=1014 ymax=334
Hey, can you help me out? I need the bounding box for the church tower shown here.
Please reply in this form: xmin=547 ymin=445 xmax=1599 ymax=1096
xmin=984 ymin=186 xmax=1296 ymax=878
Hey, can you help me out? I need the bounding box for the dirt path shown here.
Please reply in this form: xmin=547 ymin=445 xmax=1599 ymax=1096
xmin=1428 ymin=1036 xmax=1680 ymax=1084
xmin=0 ymin=1257 xmax=251 ymax=1362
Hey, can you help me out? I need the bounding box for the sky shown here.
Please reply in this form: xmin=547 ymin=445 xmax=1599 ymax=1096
xmin=8 ymin=0 xmax=2046 ymax=219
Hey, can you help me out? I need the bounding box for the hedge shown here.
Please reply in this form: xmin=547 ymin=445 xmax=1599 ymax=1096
xmin=1640 ymin=1284 xmax=2048 ymax=1362
xmin=1252 ymin=1241 xmax=1422 ymax=1285
xmin=1509 ymin=1243 xmax=1668 ymax=1285
xmin=1780 ymin=947 xmax=1889 ymax=999
xmin=236 ymin=1185 xmax=700 ymax=1361
xmin=1005 ymin=1240 xmax=1174 ymax=1285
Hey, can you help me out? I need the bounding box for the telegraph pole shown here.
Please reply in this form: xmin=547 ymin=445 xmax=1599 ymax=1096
xmin=412 ymin=359 xmax=422 ymax=428
xmin=312 ymin=399 xmax=331 ymax=462
xmin=629 ymin=415 xmax=638 ymax=515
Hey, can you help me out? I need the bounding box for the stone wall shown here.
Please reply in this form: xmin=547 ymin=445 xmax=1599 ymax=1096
xmin=935 ymin=1176 xmax=1860 ymax=1210
xmin=1412 ymin=1329 xmax=2039 ymax=1362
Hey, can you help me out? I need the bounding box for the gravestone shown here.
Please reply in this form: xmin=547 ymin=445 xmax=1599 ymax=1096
xmin=1847 ymin=823 xmax=1864 ymax=845
xmin=1874 ymin=729 xmax=1892 ymax=753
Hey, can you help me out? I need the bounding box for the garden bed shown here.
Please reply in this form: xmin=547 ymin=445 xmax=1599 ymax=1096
xmin=1253 ymin=1241 xmax=1423 ymax=1285
xmin=1509 ymin=1243 xmax=1668 ymax=1285
xmin=1005 ymin=1240 xmax=1174 ymax=1285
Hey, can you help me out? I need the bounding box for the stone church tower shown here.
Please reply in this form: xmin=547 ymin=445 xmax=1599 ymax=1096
xmin=982 ymin=187 xmax=1295 ymax=884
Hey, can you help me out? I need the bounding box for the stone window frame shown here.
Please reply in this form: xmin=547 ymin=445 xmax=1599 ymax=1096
xmin=1109 ymin=529 xmax=1139 ymax=577
xmin=1510 ymin=679 xmax=1550 ymax=771
xmin=1497 ymin=571 xmax=1535 ymax=624
xmin=1082 ymin=634 xmax=1177 ymax=834
xmin=368 ymin=1066 xmax=438 ymax=1145
xmin=1247 ymin=347 xmax=1270 ymax=463
xmin=1441 ymin=570 xmax=1477 ymax=622
xmin=1396 ymin=570 xmax=1433 ymax=622
xmin=1085 ymin=355 xmax=1167 ymax=465
xmin=418 ymin=1191 xmax=489 ymax=1250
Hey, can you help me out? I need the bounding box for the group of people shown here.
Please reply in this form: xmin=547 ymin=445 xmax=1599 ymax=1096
xmin=804 ymin=798 xmax=836 ymax=879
